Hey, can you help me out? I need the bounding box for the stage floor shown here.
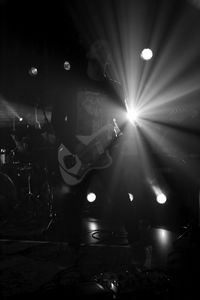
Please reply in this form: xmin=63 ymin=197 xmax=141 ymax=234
xmin=0 ymin=196 xmax=199 ymax=299
xmin=1 ymin=210 xmax=194 ymax=300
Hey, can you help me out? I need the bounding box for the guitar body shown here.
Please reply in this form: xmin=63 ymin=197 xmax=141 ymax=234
xmin=58 ymin=124 xmax=116 ymax=186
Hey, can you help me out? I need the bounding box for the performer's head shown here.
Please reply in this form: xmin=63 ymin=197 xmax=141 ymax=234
xmin=86 ymin=39 xmax=112 ymax=80
xmin=87 ymin=39 xmax=111 ymax=64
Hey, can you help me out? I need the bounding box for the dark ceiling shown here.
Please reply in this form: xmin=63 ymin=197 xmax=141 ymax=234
xmin=0 ymin=0 xmax=199 ymax=107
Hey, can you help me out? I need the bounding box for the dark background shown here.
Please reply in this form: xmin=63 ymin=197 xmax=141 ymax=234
xmin=1 ymin=0 xmax=200 ymax=107
xmin=1 ymin=0 xmax=200 ymax=229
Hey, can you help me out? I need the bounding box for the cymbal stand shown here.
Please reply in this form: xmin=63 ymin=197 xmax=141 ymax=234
xmin=27 ymin=172 xmax=33 ymax=198
xmin=43 ymin=163 xmax=56 ymax=232
xmin=24 ymin=165 xmax=38 ymax=217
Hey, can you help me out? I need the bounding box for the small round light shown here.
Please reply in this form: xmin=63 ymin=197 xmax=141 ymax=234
xmin=87 ymin=192 xmax=96 ymax=202
xmin=64 ymin=61 xmax=71 ymax=70
xmin=140 ymin=48 xmax=153 ymax=61
xmin=29 ymin=67 xmax=38 ymax=76
xmin=156 ymin=193 xmax=167 ymax=204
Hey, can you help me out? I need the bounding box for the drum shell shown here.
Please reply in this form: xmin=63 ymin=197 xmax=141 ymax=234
xmin=0 ymin=171 xmax=18 ymax=220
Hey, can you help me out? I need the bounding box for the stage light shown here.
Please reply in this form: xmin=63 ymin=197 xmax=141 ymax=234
xmin=148 ymin=178 xmax=167 ymax=204
xmin=156 ymin=193 xmax=167 ymax=204
xmin=128 ymin=193 xmax=134 ymax=201
xmin=149 ymin=179 xmax=168 ymax=205
xmin=127 ymin=109 xmax=139 ymax=124
xmin=64 ymin=61 xmax=71 ymax=70
xmin=87 ymin=192 xmax=96 ymax=202
xmin=19 ymin=117 xmax=23 ymax=122
xmin=140 ymin=48 xmax=153 ymax=61
xmin=124 ymin=99 xmax=139 ymax=125
xmin=29 ymin=67 xmax=38 ymax=76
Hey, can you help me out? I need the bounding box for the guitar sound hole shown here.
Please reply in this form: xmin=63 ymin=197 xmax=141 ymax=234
xmin=63 ymin=155 xmax=76 ymax=169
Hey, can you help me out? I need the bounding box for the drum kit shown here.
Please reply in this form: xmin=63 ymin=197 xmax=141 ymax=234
xmin=0 ymin=127 xmax=56 ymax=234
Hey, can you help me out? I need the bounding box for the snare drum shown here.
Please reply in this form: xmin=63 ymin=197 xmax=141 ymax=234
xmin=0 ymin=162 xmax=37 ymax=222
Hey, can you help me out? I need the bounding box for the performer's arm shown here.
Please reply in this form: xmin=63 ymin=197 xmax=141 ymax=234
xmin=51 ymin=98 xmax=83 ymax=154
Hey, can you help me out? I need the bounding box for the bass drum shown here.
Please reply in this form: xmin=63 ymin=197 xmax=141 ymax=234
xmin=0 ymin=171 xmax=18 ymax=222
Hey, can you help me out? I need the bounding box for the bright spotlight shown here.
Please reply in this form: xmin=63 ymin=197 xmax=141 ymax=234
xmin=156 ymin=193 xmax=167 ymax=204
xmin=128 ymin=193 xmax=134 ymax=201
xmin=149 ymin=180 xmax=168 ymax=205
xmin=64 ymin=61 xmax=71 ymax=70
xmin=127 ymin=109 xmax=139 ymax=124
xmin=124 ymin=99 xmax=139 ymax=125
xmin=19 ymin=117 xmax=23 ymax=122
xmin=140 ymin=48 xmax=153 ymax=61
xmin=29 ymin=67 xmax=38 ymax=76
xmin=87 ymin=192 xmax=96 ymax=203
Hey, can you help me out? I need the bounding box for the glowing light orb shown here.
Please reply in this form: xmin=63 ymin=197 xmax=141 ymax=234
xmin=64 ymin=61 xmax=71 ymax=70
xmin=127 ymin=109 xmax=139 ymax=124
xmin=29 ymin=67 xmax=38 ymax=76
xmin=128 ymin=193 xmax=134 ymax=201
xmin=87 ymin=192 xmax=96 ymax=202
xmin=140 ymin=48 xmax=153 ymax=61
xmin=156 ymin=193 xmax=167 ymax=204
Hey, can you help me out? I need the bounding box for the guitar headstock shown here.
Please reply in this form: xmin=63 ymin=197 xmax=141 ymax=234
xmin=113 ymin=118 xmax=122 ymax=138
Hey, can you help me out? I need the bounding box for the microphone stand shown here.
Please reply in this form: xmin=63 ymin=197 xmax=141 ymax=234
xmin=34 ymin=103 xmax=57 ymax=236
